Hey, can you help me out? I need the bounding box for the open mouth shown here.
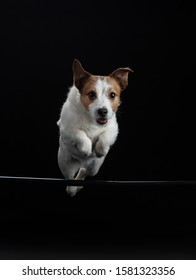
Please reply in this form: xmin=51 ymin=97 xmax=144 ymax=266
xmin=96 ymin=118 xmax=108 ymax=125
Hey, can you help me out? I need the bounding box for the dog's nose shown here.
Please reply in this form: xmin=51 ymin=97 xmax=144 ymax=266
xmin=98 ymin=108 xmax=108 ymax=117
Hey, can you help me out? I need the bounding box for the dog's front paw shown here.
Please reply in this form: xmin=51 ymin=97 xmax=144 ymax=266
xmin=95 ymin=140 xmax=110 ymax=158
xmin=77 ymin=138 xmax=92 ymax=157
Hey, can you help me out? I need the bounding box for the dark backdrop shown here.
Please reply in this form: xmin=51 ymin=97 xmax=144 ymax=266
xmin=1 ymin=1 xmax=196 ymax=180
xmin=1 ymin=0 xmax=196 ymax=260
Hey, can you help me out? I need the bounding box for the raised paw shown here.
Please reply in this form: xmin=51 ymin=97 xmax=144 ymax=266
xmin=77 ymin=138 xmax=92 ymax=157
xmin=94 ymin=139 xmax=110 ymax=158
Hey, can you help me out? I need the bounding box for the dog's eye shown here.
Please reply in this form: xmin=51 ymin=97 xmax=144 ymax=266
xmin=87 ymin=91 xmax=96 ymax=100
xmin=109 ymin=92 xmax=116 ymax=99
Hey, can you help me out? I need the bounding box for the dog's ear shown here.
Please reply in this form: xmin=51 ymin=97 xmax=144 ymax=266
xmin=110 ymin=67 xmax=133 ymax=91
xmin=72 ymin=59 xmax=91 ymax=91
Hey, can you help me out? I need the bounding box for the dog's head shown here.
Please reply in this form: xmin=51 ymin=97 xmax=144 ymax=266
xmin=72 ymin=59 xmax=133 ymax=125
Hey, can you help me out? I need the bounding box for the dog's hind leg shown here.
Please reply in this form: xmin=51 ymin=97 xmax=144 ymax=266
xmin=66 ymin=168 xmax=87 ymax=197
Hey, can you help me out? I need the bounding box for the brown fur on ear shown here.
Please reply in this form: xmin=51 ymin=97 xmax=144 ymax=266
xmin=72 ymin=59 xmax=91 ymax=91
xmin=110 ymin=67 xmax=133 ymax=91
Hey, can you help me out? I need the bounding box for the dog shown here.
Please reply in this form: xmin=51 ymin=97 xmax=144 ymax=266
xmin=57 ymin=59 xmax=132 ymax=196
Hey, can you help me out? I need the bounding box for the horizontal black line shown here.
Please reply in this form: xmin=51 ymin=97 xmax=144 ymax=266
xmin=0 ymin=176 xmax=196 ymax=186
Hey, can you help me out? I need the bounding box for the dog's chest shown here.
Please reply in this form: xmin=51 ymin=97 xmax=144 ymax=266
xmin=81 ymin=122 xmax=106 ymax=142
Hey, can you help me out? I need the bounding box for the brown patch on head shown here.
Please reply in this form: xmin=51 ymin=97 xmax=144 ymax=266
xmin=80 ymin=76 xmax=98 ymax=110
xmin=104 ymin=76 xmax=121 ymax=112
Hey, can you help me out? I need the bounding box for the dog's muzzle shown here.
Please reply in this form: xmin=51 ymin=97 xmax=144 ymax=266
xmin=97 ymin=108 xmax=108 ymax=125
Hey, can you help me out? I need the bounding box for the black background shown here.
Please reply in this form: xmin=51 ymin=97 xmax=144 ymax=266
xmin=1 ymin=0 xmax=195 ymax=180
xmin=0 ymin=0 xmax=196 ymax=259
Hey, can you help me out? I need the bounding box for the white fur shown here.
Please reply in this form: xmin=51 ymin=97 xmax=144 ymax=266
xmin=57 ymin=81 xmax=118 ymax=196
xmin=88 ymin=79 xmax=114 ymax=121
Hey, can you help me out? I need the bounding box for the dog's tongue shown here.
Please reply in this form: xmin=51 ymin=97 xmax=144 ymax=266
xmin=97 ymin=118 xmax=108 ymax=125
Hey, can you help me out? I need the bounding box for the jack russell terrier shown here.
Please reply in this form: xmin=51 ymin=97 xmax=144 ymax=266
xmin=57 ymin=59 xmax=132 ymax=196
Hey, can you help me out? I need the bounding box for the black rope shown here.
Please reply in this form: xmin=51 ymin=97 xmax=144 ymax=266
xmin=0 ymin=176 xmax=196 ymax=187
